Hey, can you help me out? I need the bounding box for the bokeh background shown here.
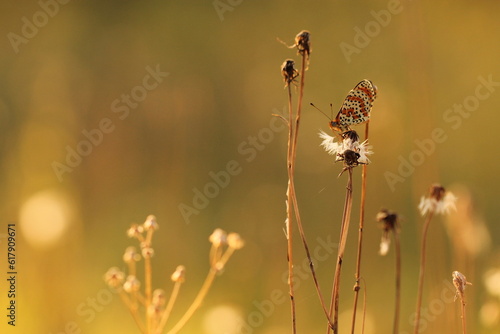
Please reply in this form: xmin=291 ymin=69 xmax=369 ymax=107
xmin=0 ymin=0 xmax=499 ymax=333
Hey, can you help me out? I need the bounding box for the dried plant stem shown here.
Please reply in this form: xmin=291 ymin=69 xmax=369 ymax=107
xmin=119 ymin=290 xmax=146 ymax=334
xmin=285 ymin=79 xmax=297 ymax=334
xmin=328 ymin=168 xmax=354 ymax=334
xmin=460 ymin=298 xmax=467 ymax=334
xmin=155 ymin=281 xmax=182 ymax=334
xmin=394 ymin=227 xmax=401 ymax=334
xmin=167 ymin=247 xmax=235 ymax=334
xmin=414 ymin=211 xmax=434 ymax=334
xmin=145 ymin=257 xmax=153 ymax=333
xmin=350 ymin=122 xmax=369 ymax=334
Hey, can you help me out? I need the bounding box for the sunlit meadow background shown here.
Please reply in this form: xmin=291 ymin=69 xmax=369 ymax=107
xmin=0 ymin=1 xmax=499 ymax=333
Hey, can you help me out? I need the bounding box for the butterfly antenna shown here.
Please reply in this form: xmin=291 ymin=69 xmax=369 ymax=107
xmin=310 ymin=103 xmax=332 ymax=121
xmin=329 ymin=103 xmax=335 ymax=119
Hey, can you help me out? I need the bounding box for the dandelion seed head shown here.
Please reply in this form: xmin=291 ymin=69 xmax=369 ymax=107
xmin=418 ymin=184 xmax=457 ymax=216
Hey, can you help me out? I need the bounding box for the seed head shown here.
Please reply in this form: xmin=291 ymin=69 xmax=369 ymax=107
xmin=227 ymin=233 xmax=245 ymax=250
xmin=452 ymin=270 xmax=472 ymax=301
xmin=171 ymin=265 xmax=186 ymax=283
xmin=127 ymin=224 xmax=144 ymax=239
xmin=123 ymin=246 xmax=141 ymax=264
xmin=123 ymin=275 xmax=141 ymax=293
xmin=294 ymin=30 xmax=311 ymax=58
xmin=281 ymin=59 xmax=299 ymax=87
xmin=418 ymin=184 xmax=457 ymax=216
xmin=209 ymin=228 xmax=227 ymax=247
xmin=143 ymin=215 xmax=159 ymax=231
xmin=104 ymin=267 xmax=125 ymax=288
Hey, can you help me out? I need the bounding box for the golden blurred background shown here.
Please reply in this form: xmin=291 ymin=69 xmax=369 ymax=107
xmin=0 ymin=0 xmax=499 ymax=333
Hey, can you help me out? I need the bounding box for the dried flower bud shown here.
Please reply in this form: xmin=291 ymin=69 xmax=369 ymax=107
xmin=376 ymin=209 xmax=399 ymax=256
xmin=227 ymin=233 xmax=245 ymax=250
xmin=171 ymin=265 xmax=186 ymax=283
xmin=141 ymin=247 xmax=154 ymax=258
xmin=148 ymin=304 xmax=161 ymax=317
xmin=127 ymin=224 xmax=144 ymax=239
xmin=453 ymin=271 xmax=472 ymax=301
xmin=376 ymin=209 xmax=398 ymax=232
xmin=143 ymin=215 xmax=159 ymax=231
xmin=123 ymin=246 xmax=141 ymax=264
xmin=209 ymin=228 xmax=227 ymax=247
xmin=294 ymin=30 xmax=311 ymax=57
xmin=281 ymin=59 xmax=299 ymax=87
xmin=152 ymin=289 xmax=166 ymax=307
xmin=104 ymin=267 xmax=125 ymax=288
xmin=430 ymin=184 xmax=446 ymax=201
xmin=123 ymin=275 xmax=141 ymax=293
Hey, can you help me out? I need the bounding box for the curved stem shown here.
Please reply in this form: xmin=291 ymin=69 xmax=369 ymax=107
xmin=350 ymin=122 xmax=369 ymax=334
xmin=414 ymin=211 xmax=434 ymax=334
xmin=394 ymin=228 xmax=401 ymax=334
xmin=328 ymin=168 xmax=354 ymax=334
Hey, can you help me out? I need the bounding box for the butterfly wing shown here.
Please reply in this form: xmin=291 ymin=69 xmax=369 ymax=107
xmin=331 ymin=79 xmax=377 ymax=132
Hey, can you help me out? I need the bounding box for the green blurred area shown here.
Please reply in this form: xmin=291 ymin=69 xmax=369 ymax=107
xmin=0 ymin=0 xmax=499 ymax=333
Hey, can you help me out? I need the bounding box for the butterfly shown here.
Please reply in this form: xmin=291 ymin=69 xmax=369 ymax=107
xmin=329 ymin=79 xmax=377 ymax=133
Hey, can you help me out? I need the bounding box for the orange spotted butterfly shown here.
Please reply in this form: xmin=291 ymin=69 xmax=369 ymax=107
xmin=329 ymin=79 xmax=377 ymax=133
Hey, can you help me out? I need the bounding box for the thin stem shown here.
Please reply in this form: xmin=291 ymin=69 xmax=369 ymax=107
xmin=286 ymin=52 xmax=333 ymax=328
xmin=119 ymin=290 xmax=146 ymax=334
xmin=286 ymin=78 xmax=297 ymax=334
xmin=145 ymin=256 xmax=153 ymax=334
xmin=156 ymin=281 xmax=182 ymax=334
xmin=350 ymin=122 xmax=369 ymax=334
xmin=167 ymin=269 xmax=217 ymax=334
xmin=328 ymin=168 xmax=354 ymax=334
xmin=460 ymin=298 xmax=467 ymax=334
xmin=394 ymin=227 xmax=401 ymax=334
xmin=414 ymin=211 xmax=434 ymax=334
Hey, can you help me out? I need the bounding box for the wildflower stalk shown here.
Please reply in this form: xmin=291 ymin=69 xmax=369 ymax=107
xmin=119 ymin=289 xmax=146 ymax=334
xmin=167 ymin=246 xmax=236 ymax=334
xmin=393 ymin=225 xmax=401 ymax=334
xmin=350 ymin=122 xmax=369 ymax=334
xmin=414 ymin=210 xmax=434 ymax=334
xmin=285 ymin=72 xmax=297 ymax=334
xmin=328 ymin=167 xmax=354 ymax=334
xmin=452 ymin=271 xmax=471 ymax=334
xmin=156 ymin=281 xmax=182 ymax=334
xmin=289 ymin=53 xmax=333 ymax=328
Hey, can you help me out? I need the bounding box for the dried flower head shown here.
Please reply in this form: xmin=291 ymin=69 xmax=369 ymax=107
xmin=418 ymin=184 xmax=457 ymax=216
xmin=376 ymin=209 xmax=399 ymax=256
xmin=104 ymin=267 xmax=125 ymax=288
xmin=452 ymin=270 xmax=472 ymax=301
xmin=319 ymin=130 xmax=372 ymax=168
xmin=294 ymin=30 xmax=311 ymax=58
xmin=127 ymin=224 xmax=144 ymax=239
xmin=171 ymin=265 xmax=186 ymax=283
xmin=143 ymin=214 xmax=159 ymax=231
xmin=209 ymin=228 xmax=227 ymax=247
xmin=281 ymin=59 xmax=299 ymax=87
xmin=123 ymin=246 xmax=141 ymax=264
xmin=123 ymin=275 xmax=141 ymax=293
xmin=227 ymin=233 xmax=245 ymax=250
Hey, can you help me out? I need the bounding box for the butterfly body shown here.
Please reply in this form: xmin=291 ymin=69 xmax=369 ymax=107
xmin=329 ymin=79 xmax=377 ymax=133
